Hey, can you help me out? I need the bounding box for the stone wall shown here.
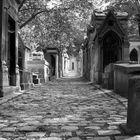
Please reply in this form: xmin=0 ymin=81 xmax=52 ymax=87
xmin=27 ymin=60 xmax=49 ymax=83
xmin=83 ymin=10 xmax=129 ymax=88
xmin=0 ymin=0 xmax=21 ymax=97
xmin=114 ymin=63 xmax=140 ymax=97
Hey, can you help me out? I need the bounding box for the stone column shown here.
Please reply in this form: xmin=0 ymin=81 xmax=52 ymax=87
xmin=2 ymin=61 xmax=9 ymax=86
xmin=127 ymin=76 xmax=140 ymax=132
xmin=1 ymin=1 xmax=9 ymax=87
xmin=55 ymin=54 xmax=59 ymax=79
xmin=62 ymin=53 xmax=64 ymax=76
xmin=15 ymin=33 xmax=20 ymax=87
xmin=123 ymin=39 xmax=130 ymax=61
xmin=16 ymin=64 xmax=20 ymax=87
xmin=0 ymin=0 xmax=3 ymax=97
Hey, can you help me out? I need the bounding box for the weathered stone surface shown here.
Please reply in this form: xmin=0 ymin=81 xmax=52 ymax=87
xmin=40 ymin=137 xmax=62 ymax=140
xmin=60 ymin=132 xmax=72 ymax=137
xmin=85 ymin=126 xmax=100 ymax=130
xmin=98 ymin=130 xmax=121 ymax=135
xmin=76 ymin=131 xmax=82 ymax=136
xmin=92 ymin=137 xmax=111 ymax=140
xmin=67 ymin=137 xmax=81 ymax=140
xmin=86 ymin=137 xmax=94 ymax=140
xmin=27 ymin=120 xmax=40 ymax=125
xmin=50 ymin=133 xmax=61 ymax=137
xmin=107 ymin=125 xmax=118 ymax=130
xmin=0 ymin=77 xmax=128 ymax=139
xmin=18 ymin=126 xmax=37 ymax=131
xmin=124 ymin=136 xmax=140 ymax=140
xmin=61 ymin=126 xmax=78 ymax=131
xmin=1 ymin=127 xmax=16 ymax=132
xmin=0 ymin=124 xmax=7 ymax=128
xmin=27 ymin=132 xmax=46 ymax=137
xmin=115 ymin=136 xmax=130 ymax=140
xmin=127 ymin=77 xmax=140 ymax=130
xmin=0 ymin=138 xmax=8 ymax=140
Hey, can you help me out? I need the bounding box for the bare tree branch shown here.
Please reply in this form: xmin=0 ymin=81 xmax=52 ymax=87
xmin=18 ymin=0 xmax=27 ymax=11
xmin=20 ymin=8 xmax=42 ymax=12
xmin=19 ymin=6 xmax=70 ymax=29
xmin=20 ymin=10 xmax=48 ymax=29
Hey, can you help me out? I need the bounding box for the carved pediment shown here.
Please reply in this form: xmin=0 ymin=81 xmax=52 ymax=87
xmin=97 ymin=10 xmax=127 ymax=39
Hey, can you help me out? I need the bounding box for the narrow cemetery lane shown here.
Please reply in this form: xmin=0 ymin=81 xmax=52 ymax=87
xmin=0 ymin=77 xmax=129 ymax=140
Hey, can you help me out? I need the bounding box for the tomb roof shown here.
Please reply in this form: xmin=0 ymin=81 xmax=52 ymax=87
xmin=95 ymin=11 xmax=128 ymax=16
xmin=94 ymin=10 xmax=128 ymax=17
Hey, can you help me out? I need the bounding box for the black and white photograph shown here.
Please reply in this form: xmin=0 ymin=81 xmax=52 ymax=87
xmin=0 ymin=0 xmax=140 ymax=139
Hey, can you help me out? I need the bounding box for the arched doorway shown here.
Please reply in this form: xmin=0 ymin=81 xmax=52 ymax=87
xmin=130 ymin=48 xmax=138 ymax=62
xmin=50 ymin=55 xmax=56 ymax=76
xmin=8 ymin=15 xmax=16 ymax=86
xmin=101 ymin=31 xmax=122 ymax=89
xmin=102 ymin=31 xmax=122 ymax=72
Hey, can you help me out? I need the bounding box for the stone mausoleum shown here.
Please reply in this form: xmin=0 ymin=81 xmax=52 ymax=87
xmin=129 ymin=35 xmax=140 ymax=63
xmin=44 ymin=47 xmax=59 ymax=79
xmin=0 ymin=0 xmax=21 ymax=97
xmin=27 ymin=51 xmax=49 ymax=84
xmin=83 ymin=9 xmax=130 ymax=89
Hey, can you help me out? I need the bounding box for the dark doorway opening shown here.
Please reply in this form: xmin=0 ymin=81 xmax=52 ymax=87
xmin=72 ymin=62 xmax=74 ymax=70
xmin=64 ymin=60 xmax=66 ymax=70
xmin=102 ymin=31 xmax=121 ymax=71
xmin=8 ymin=15 xmax=16 ymax=86
xmin=130 ymin=48 xmax=138 ymax=62
xmin=18 ymin=50 xmax=23 ymax=84
xmin=51 ymin=55 xmax=56 ymax=76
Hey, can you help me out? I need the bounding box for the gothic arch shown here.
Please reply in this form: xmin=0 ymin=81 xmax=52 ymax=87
xmin=130 ymin=48 xmax=138 ymax=61
xmin=101 ymin=30 xmax=122 ymax=71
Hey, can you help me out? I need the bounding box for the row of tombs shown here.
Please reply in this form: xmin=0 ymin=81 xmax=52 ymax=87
xmin=83 ymin=9 xmax=140 ymax=98
xmin=0 ymin=0 xmax=59 ymax=97
xmin=0 ymin=0 xmax=83 ymax=97
xmin=1 ymin=0 xmax=140 ymax=98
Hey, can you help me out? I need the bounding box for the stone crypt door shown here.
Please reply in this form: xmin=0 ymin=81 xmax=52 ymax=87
xmin=8 ymin=15 xmax=16 ymax=86
xmin=102 ymin=31 xmax=122 ymax=71
xmin=101 ymin=31 xmax=122 ymax=88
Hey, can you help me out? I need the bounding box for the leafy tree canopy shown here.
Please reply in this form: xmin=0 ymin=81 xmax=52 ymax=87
xmin=19 ymin=0 xmax=97 ymax=55
xmin=19 ymin=0 xmax=140 ymax=55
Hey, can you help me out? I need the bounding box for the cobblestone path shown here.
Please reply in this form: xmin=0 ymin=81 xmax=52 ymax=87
xmin=0 ymin=77 xmax=130 ymax=140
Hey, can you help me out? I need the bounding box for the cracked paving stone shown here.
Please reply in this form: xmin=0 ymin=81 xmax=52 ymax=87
xmin=85 ymin=126 xmax=101 ymax=130
xmin=61 ymin=126 xmax=79 ymax=131
xmin=108 ymin=121 xmax=126 ymax=125
xmin=98 ymin=130 xmax=121 ymax=135
xmin=76 ymin=131 xmax=82 ymax=136
xmin=87 ymin=137 xmax=94 ymax=140
xmin=0 ymin=124 xmax=7 ymax=128
xmin=14 ymin=138 xmax=27 ymax=140
xmin=115 ymin=136 xmax=131 ymax=140
xmin=27 ymin=132 xmax=46 ymax=137
xmin=40 ymin=137 xmax=62 ymax=140
xmin=124 ymin=136 xmax=140 ymax=140
xmin=67 ymin=137 xmax=81 ymax=140
xmin=0 ymin=138 xmax=7 ymax=140
xmin=50 ymin=133 xmax=61 ymax=137
xmin=1 ymin=127 xmax=16 ymax=132
xmin=18 ymin=126 xmax=37 ymax=132
xmin=80 ymin=132 xmax=97 ymax=137
xmin=92 ymin=137 xmax=111 ymax=140
xmin=107 ymin=125 xmax=118 ymax=130
xmin=60 ymin=132 xmax=72 ymax=137
xmin=26 ymin=120 xmax=41 ymax=125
